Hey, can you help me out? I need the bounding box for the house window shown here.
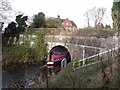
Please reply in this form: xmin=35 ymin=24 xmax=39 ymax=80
xmin=66 ymin=23 xmax=68 ymax=25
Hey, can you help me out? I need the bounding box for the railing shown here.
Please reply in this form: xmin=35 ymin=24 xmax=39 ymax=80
xmin=73 ymin=45 xmax=119 ymax=70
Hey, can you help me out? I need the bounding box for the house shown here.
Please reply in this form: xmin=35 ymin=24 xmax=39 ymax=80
xmin=46 ymin=15 xmax=77 ymax=30
xmin=61 ymin=18 xmax=77 ymax=30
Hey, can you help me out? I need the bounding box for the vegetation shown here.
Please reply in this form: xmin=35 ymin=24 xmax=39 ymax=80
xmin=2 ymin=29 xmax=47 ymax=71
xmin=48 ymin=54 xmax=119 ymax=88
xmin=0 ymin=0 xmax=12 ymax=22
xmin=84 ymin=7 xmax=106 ymax=29
xmin=34 ymin=30 xmax=47 ymax=62
xmin=2 ymin=14 xmax=28 ymax=46
xmin=30 ymin=12 xmax=46 ymax=28
xmin=45 ymin=17 xmax=60 ymax=28
xmin=3 ymin=45 xmax=37 ymax=70
xmin=28 ymin=13 xmax=61 ymax=28
xmin=112 ymin=1 xmax=120 ymax=31
xmin=41 ymin=28 xmax=115 ymax=38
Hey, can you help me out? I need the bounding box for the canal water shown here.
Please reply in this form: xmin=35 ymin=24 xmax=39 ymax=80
xmin=2 ymin=65 xmax=46 ymax=88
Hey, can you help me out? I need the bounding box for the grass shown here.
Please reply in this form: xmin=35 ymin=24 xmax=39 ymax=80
xmin=48 ymin=55 xmax=119 ymax=88
xmin=26 ymin=28 xmax=116 ymax=38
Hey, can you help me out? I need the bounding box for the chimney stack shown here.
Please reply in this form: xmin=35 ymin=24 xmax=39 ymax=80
xmin=57 ymin=15 xmax=60 ymax=19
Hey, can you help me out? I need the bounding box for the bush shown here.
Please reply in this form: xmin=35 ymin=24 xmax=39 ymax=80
xmin=2 ymin=45 xmax=39 ymax=70
xmin=34 ymin=30 xmax=47 ymax=62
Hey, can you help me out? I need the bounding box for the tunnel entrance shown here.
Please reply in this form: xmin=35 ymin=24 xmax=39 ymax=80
xmin=49 ymin=45 xmax=71 ymax=73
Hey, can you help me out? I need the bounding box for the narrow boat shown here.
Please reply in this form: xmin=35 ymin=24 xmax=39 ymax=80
xmin=45 ymin=51 xmax=71 ymax=74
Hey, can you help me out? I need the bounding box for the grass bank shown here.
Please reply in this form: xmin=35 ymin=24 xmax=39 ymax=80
xmin=27 ymin=28 xmax=116 ymax=38
xmin=48 ymin=56 xmax=119 ymax=88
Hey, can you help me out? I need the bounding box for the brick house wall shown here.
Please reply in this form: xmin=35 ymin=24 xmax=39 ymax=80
xmin=61 ymin=18 xmax=77 ymax=30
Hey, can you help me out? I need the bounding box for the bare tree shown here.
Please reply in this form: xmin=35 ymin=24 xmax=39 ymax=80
xmin=84 ymin=7 xmax=106 ymax=28
xmin=84 ymin=11 xmax=90 ymax=27
xmin=0 ymin=0 xmax=13 ymax=22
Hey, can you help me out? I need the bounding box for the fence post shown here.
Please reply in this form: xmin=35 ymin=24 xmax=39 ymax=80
xmin=82 ymin=46 xmax=85 ymax=66
xmin=98 ymin=52 xmax=99 ymax=61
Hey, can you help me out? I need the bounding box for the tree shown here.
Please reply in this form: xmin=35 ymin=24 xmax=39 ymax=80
xmin=96 ymin=23 xmax=104 ymax=30
xmin=0 ymin=0 xmax=13 ymax=22
xmin=112 ymin=1 xmax=120 ymax=31
xmin=34 ymin=30 xmax=47 ymax=61
xmin=30 ymin=12 xmax=45 ymax=28
xmin=45 ymin=18 xmax=60 ymax=28
xmin=2 ymin=21 xmax=17 ymax=45
xmin=2 ymin=14 xmax=28 ymax=45
xmin=105 ymin=24 xmax=111 ymax=29
xmin=15 ymin=14 xmax=28 ymax=33
xmin=84 ymin=7 xmax=106 ymax=28
xmin=0 ymin=22 xmax=4 ymax=32
xmin=84 ymin=11 xmax=90 ymax=27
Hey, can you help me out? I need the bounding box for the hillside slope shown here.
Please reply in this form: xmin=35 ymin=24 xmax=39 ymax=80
xmin=49 ymin=56 xmax=119 ymax=88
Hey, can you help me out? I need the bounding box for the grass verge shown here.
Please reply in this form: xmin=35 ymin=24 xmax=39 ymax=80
xmin=48 ymin=56 xmax=119 ymax=88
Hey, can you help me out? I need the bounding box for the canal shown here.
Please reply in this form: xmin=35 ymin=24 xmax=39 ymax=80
xmin=2 ymin=65 xmax=46 ymax=88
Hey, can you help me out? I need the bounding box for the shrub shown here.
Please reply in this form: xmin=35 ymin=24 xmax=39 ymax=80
xmin=2 ymin=45 xmax=37 ymax=70
xmin=34 ymin=30 xmax=47 ymax=62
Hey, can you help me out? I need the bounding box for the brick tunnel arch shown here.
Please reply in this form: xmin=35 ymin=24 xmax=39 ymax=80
xmin=49 ymin=45 xmax=71 ymax=73
xmin=50 ymin=45 xmax=71 ymax=62
xmin=50 ymin=45 xmax=69 ymax=53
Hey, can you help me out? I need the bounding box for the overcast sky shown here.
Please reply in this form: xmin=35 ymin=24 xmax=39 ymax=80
xmin=11 ymin=0 xmax=114 ymax=28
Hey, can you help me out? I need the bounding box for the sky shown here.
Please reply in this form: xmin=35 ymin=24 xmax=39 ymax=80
xmin=11 ymin=0 xmax=114 ymax=28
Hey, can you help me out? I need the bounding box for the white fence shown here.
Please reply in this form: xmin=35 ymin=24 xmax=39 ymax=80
xmin=73 ymin=45 xmax=119 ymax=70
